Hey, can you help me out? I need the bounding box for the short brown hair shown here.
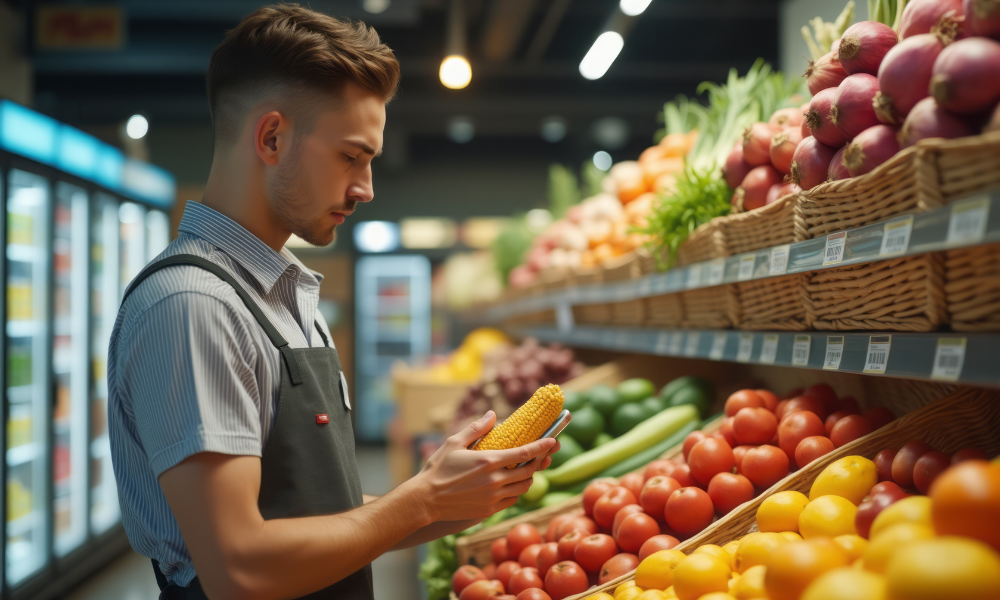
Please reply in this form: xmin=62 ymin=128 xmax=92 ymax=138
xmin=207 ymin=3 xmax=399 ymax=147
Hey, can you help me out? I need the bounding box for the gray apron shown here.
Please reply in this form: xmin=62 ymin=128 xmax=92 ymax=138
xmin=121 ymin=254 xmax=374 ymax=600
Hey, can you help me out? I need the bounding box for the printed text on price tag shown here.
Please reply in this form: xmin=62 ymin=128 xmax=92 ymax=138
xmin=709 ymin=333 xmax=727 ymax=360
xmin=931 ymin=337 xmax=966 ymax=381
xmin=706 ymin=259 xmax=726 ymax=286
xmin=737 ymin=254 xmax=756 ymax=281
xmin=823 ymin=336 xmax=844 ymax=370
xmin=770 ymin=245 xmax=790 ymax=275
xmin=685 ymin=332 xmax=700 ymax=357
xmin=879 ymin=215 xmax=913 ymax=257
xmin=823 ymin=231 xmax=847 ymax=266
xmin=864 ymin=335 xmax=892 ymax=374
xmin=792 ymin=335 xmax=811 ymax=366
xmin=947 ymin=195 xmax=989 ymax=244
xmin=736 ymin=333 xmax=754 ymax=363
xmin=760 ymin=334 xmax=779 ymax=364
xmin=668 ymin=333 xmax=684 ymax=355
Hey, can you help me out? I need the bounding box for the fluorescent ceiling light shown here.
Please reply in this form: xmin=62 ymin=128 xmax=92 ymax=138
xmin=363 ymin=0 xmax=391 ymax=14
xmin=439 ymin=55 xmax=472 ymax=89
xmin=126 ymin=114 xmax=148 ymax=139
xmin=579 ymin=31 xmax=624 ymax=80
xmin=620 ymin=0 xmax=653 ymax=16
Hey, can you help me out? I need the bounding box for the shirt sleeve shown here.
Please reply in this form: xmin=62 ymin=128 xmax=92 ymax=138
xmin=116 ymin=291 xmax=264 ymax=476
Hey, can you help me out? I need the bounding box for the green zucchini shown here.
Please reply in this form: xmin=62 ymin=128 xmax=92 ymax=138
xmin=540 ymin=491 xmax=577 ymax=507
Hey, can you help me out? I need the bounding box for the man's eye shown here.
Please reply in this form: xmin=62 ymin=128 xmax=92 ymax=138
xmin=343 ymin=153 xmax=356 ymax=162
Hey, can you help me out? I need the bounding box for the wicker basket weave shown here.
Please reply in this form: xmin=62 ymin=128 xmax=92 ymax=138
xmin=915 ymin=130 xmax=1000 ymax=206
xmin=736 ymin=274 xmax=810 ymax=331
xmin=719 ymin=193 xmax=799 ymax=254
xmin=570 ymin=268 xmax=612 ymax=325
xmin=945 ymin=242 xmax=1000 ymax=331
xmin=645 ymin=293 xmax=685 ymax=328
xmin=676 ymin=219 xmax=726 ymax=266
xmin=675 ymin=219 xmax=738 ymax=328
xmin=603 ymin=252 xmax=647 ymax=325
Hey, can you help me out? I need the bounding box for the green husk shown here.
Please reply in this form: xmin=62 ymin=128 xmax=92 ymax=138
xmin=802 ymin=1 xmax=856 ymax=60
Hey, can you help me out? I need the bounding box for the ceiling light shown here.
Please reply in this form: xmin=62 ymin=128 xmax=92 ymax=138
xmin=619 ymin=0 xmax=653 ymax=16
xmin=354 ymin=221 xmax=399 ymax=253
xmin=540 ymin=116 xmax=567 ymax=143
xmin=363 ymin=0 xmax=391 ymax=14
xmin=125 ymin=114 xmax=148 ymax=139
xmin=447 ymin=116 xmax=475 ymax=143
xmin=440 ymin=55 xmax=472 ymax=89
xmin=592 ymin=151 xmax=613 ymax=171
xmin=579 ymin=31 xmax=624 ymax=80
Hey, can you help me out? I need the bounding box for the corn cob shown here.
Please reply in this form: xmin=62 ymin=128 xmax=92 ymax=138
xmin=476 ymin=384 xmax=564 ymax=468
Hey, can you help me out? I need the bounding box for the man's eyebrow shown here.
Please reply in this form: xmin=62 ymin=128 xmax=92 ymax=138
xmin=344 ymin=139 xmax=382 ymax=157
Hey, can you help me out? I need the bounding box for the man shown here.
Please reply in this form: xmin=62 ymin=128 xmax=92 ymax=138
xmin=108 ymin=5 xmax=557 ymax=600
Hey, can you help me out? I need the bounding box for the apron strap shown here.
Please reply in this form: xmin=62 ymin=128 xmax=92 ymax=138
xmin=313 ymin=321 xmax=331 ymax=348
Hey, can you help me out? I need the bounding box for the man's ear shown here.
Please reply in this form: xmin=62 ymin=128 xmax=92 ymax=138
xmin=253 ymin=111 xmax=289 ymax=167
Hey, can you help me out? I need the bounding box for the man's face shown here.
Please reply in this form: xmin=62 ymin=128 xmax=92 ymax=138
xmin=268 ymin=83 xmax=385 ymax=246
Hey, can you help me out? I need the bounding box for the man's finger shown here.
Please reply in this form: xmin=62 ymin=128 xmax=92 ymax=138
xmin=497 ymin=476 xmax=535 ymax=500
xmin=452 ymin=411 xmax=496 ymax=448
xmin=490 ymin=436 xmax=557 ymax=467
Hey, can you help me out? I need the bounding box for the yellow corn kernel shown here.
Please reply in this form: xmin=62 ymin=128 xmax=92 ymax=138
xmin=476 ymin=384 xmax=564 ymax=467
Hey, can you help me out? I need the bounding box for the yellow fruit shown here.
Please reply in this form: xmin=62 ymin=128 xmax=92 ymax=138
xmin=800 ymin=567 xmax=887 ymax=600
xmin=809 ymin=456 xmax=878 ymax=505
xmin=861 ymin=522 xmax=935 ymax=574
xmin=636 ymin=549 xmax=688 ymax=590
xmin=868 ymin=496 xmax=932 ymax=539
xmin=585 ymin=594 xmax=615 ymax=600
xmin=778 ymin=531 xmax=802 ymax=542
xmin=757 ymin=491 xmax=810 ymax=533
xmin=636 ymin=591 xmax=669 ymax=600
xmin=731 ymin=565 xmax=767 ymax=600
xmin=799 ymin=496 xmax=858 ymax=539
xmin=695 ymin=545 xmax=734 ymax=570
xmin=723 ymin=540 xmax=741 ymax=560
xmin=832 ymin=534 xmax=868 ymax=562
xmin=673 ymin=554 xmax=731 ymax=600
xmin=615 ymin=581 xmax=638 ymax=595
xmin=735 ymin=532 xmax=786 ymax=573
xmin=885 ymin=537 xmax=1000 ymax=600
xmin=616 ymin=587 xmax=646 ymax=600
xmin=698 ymin=594 xmax=738 ymax=600
xmin=764 ymin=538 xmax=849 ymax=600
xmin=664 ymin=585 xmax=677 ymax=598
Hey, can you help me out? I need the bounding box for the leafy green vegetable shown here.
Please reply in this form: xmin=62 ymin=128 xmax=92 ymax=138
xmin=491 ymin=215 xmax=534 ymax=286
xmin=548 ymin=164 xmax=580 ymax=219
xmin=802 ymin=1 xmax=856 ymax=61
xmin=655 ymin=94 xmax=705 ymax=142
xmin=868 ymin=0 xmax=909 ymax=29
xmin=581 ymin=160 xmax=607 ymax=198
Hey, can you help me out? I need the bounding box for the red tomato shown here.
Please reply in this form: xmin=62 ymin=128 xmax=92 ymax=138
xmin=837 ymin=396 xmax=861 ymax=414
xmin=644 ymin=459 xmax=677 ymax=481
xmin=536 ymin=542 xmax=560 ymax=578
xmin=664 ymin=487 xmax=715 ymax=537
xmin=515 ymin=590 xmax=552 ymax=600
xmin=453 ymin=565 xmax=488 ymax=595
xmin=707 ymin=472 xmax=755 ymax=515
xmin=778 ymin=410 xmax=825 ymax=462
xmin=507 ymin=524 xmax=542 ymax=562
xmin=688 ymin=437 xmax=736 ymax=486
xmin=616 ymin=512 xmax=661 ymax=553
xmin=892 ymin=440 xmax=933 ymax=488
xmin=913 ymin=451 xmax=951 ymax=494
xmin=508 ymin=567 xmax=543 ymax=595
xmin=871 ymin=480 xmax=906 ymax=501
xmin=864 ymin=407 xmax=895 ymax=430
xmin=951 ymin=447 xmax=987 ymax=465
xmin=518 ymin=544 xmax=542 ymax=569
xmin=741 ymin=445 xmax=790 ymax=489
xmin=598 ymin=553 xmax=640 ymax=584
xmin=725 ymin=390 xmax=765 ymax=417
xmin=670 ymin=463 xmax=697 ymax=487
xmin=855 ymin=492 xmax=901 ymax=539
xmin=782 ymin=395 xmax=828 ymax=421
xmin=582 ymin=478 xmax=618 ymax=518
xmin=567 ymin=516 xmax=598 ymax=537
xmin=573 ymin=534 xmax=618 ymax=573
xmin=557 ymin=531 xmax=586 ymax=562
xmin=830 ymin=414 xmax=874 ymax=448
xmin=733 ymin=407 xmax=778 ymax=445
xmin=733 ymin=445 xmax=752 ymax=475
xmin=495 ymin=561 xmax=522 ymax=589
xmin=683 ymin=431 xmax=708 ymax=461
xmin=593 ymin=486 xmax=637 ymax=529
xmin=719 ymin=417 xmax=738 ymax=447
xmin=460 ymin=579 xmax=506 ymax=600
xmin=544 ymin=561 xmax=589 ymax=600
xmin=620 ymin=472 xmax=646 ymax=500
xmin=756 ymin=389 xmax=779 ymax=412
xmin=497 ymin=595 xmax=516 ymax=600
xmin=546 ymin=514 xmax=574 ymax=543
xmin=824 ymin=410 xmax=855 ymax=435
xmin=638 ymin=534 xmax=680 ymax=561
xmin=803 ymin=383 xmax=839 ymax=413
xmin=483 ymin=563 xmax=497 ymax=579
xmin=640 ymin=476 xmax=681 ymax=518
xmin=874 ymin=448 xmax=897 ymax=482
xmin=491 ymin=538 xmax=510 ymax=564
xmin=795 ymin=436 xmax=835 ymax=467
xmin=611 ymin=504 xmax=645 ymax=539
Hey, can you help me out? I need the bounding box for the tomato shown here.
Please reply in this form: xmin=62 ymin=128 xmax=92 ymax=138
xmin=514 ymin=589 xmax=551 ymax=600
xmin=870 ymin=480 xmax=906 ymax=500
xmin=670 ymin=463 xmax=697 ymax=487
xmin=497 ymin=595 xmax=516 ymax=600
xmin=611 ymin=504 xmax=645 ymax=539
xmin=863 ymin=406 xmax=894 ymax=430
xmin=855 ymin=492 xmax=900 ymax=539
xmin=688 ymin=437 xmax=735 ymax=486
xmin=644 ymin=459 xmax=677 ymax=481
xmin=598 ymin=552 xmax=640 ymax=584
xmin=874 ymin=448 xmax=897 ymax=482
xmin=508 ymin=567 xmax=543 ymax=595
xmin=824 ymin=410 xmax=855 ymax=435
xmin=459 ymin=579 xmax=506 ymax=600
xmin=507 ymin=524 xmax=542 ymax=562
xmin=593 ymin=486 xmax=638 ymax=529
xmin=719 ymin=417 xmax=738 ymax=447
xmin=837 ymin=396 xmax=861 ymax=414
xmin=638 ymin=534 xmax=680 ymax=561
xmin=733 ymin=445 xmax=752 ymax=475
xmin=518 ymin=544 xmax=542 ymax=569
xmin=683 ymin=431 xmax=708 ymax=461
xmin=617 ymin=512 xmax=661 ymax=553
xmin=665 ymin=486 xmax=715 ymax=537
xmin=536 ymin=542 xmax=560 ymax=578
xmin=725 ymin=389 xmax=766 ymax=417
xmin=741 ymin=445 xmax=790 ymax=489
xmin=495 ymin=561 xmax=522 ymax=589
xmin=892 ymin=440 xmax=933 ymax=488
xmin=544 ymin=561 xmax=589 ymax=600
xmin=491 ymin=538 xmax=510 ymax=564
xmin=774 ymin=399 xmax=791 ymax=421
xmin=778 ymin=410 xmax=825 ymax=462
xmin=756 ymin=389 xmax=779 ymax=412
xmin=567 ymin=516 xmax=598 ymax=537
xmin=829 ymin=414 xmax=874 ymax=448
xmin=619 ymin=472 xmax=646 ymax=500
xmin=803 ymin=383 xmax=839 ymax=413
xmin=582 ymin=478 xmax=618 ymax=518
xmin=794 ymin=435 xmax=835 ymax=467
xmin=733 ymin=407 xmax=778 ymax=445
xmin=707 ymin=472 xmax=754 ymax=515
xmin=781 ymin=395 xmax=828 ymax=421
xmin=574 ymin=533 xmax=618 ymax=573
xmin=913 ymin=451 xmax=951 ymax=494
xmin=951 ymin=447 xmax=987 ymax=464
xmin=640 ymin=476 xmax=681 ymax=518
xmin=453 ymin=565 xmax=487 ymax=595
xmin=482 ymin=563 xmax=496 ymax=579
xmin=546 ymin=514 xmax=574 ymax=543
xmin=557 ymin=530 xmax=586 ymax=561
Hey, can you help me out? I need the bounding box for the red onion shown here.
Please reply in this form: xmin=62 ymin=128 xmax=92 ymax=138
xmin=838 ymin=21 xmax=899 ymax=75
xmin=898 ymin=97 xmax=978 ymax=147
xmin=828 ymin=146 xmax=852 ymax=181
xmin=769 ymin=107 xmax=805 ymax=129
xmin=769 ymin=127 xmax=804 ymax=174
xmin=843 ymin=125 xmax=901 ymax=177
xmin=801 ymin=119 xmax=812 ymax=139
xmin=964 ymin=0 xmax=1000 ymax=37
xmin=738 ymin=165 xmax=782 ymax=211
xmin=789 ymin=137 xmax=838 ymax=190
xmin=742 ymin=122 xmax=777 ymax=166
xmin=875 ymin=34 xmax=945 ymax=125
xmin=805 ymin=88 xmax=849 ymax=147
xmin=766 ymin=182 xmax=801 ymax=205
xmin=930 ymin=37 xmax=1000 ymax=114
xmin=900 ymin=0 xmax=965 ymax=41
xmin=804 ymin=50 xmax=849 ymax=94
xmin=830 ymin=74 xmax=882 ymax=140
xmin=722 ymin=142 xmax=752 ymax=189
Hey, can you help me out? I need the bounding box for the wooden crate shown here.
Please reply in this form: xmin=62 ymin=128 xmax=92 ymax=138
xmin=392 ymin=370 xmax=469 ymax=436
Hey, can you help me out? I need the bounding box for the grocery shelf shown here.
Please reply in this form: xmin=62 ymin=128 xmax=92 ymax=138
xmin=509 ymin=325 xmax=1000 ymax=388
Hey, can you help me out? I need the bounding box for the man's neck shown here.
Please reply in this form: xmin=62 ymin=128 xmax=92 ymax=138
xmin=201 ymin=154 xmax=291 ymax=253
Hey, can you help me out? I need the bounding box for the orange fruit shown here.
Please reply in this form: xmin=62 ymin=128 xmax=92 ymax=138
xmin=778 ymin=531 xmax=802 ymax=542
xmin=800 ymin=567 xmax=887 ymax=600
xmin=862 ymin=522 xmax=934 ymax=574
xmin=757 ymin=491 xmax=809 ymax=533
xmin=885 ymin=537 xmax=1000 ymax=600
xmin=585 ymin=594 xmax=614 ymax=600
xmin=635 ymin=591 xmax=669 ymax=600
xmin=673 ymin=553 xmax=731 ymax=600
xmin=636 ymin=549 xmax=687 ymax=590
xmin=799 ymin=495 xmax=858 ymax=539
xmin=832 ymin=534 xmax=868 ymax=562
xmin=735 ymin=532 xmax=786 ymax=573
xmin=698 ymin=594 xmax=738 ymax=600
xmin=869 ymin=496 xmax=931 ymax=539
xmin=694 ymin=544 xmax=734 ymax=571
xmin=929 ymin=460 xmax=1000 ymax=553
xmin=731 ymin=564 xmax=767 ymax=600
xmin=764 ymin=538 xmax=849 ymax=600
xmin=616 ymin=587 xmax=645 ymax=600
xmin=615 ymin=581 xmax=638 ymax=595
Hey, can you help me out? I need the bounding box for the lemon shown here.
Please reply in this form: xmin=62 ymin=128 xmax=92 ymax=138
xmin=673 ymin=554 xmax=731 ymax=600
xmin=810 ymin=456 xmax=878 ymax=505
xmin=664 ymin=585 xmax=677 ymax=598
xmin=585 ymin=594 xmax=614 ymax=600
xmin=868 ymin=496 xmax=932 ymax=539
xmin=615 ymin=581 xmax=638 ymax=596
xmin=800 ymin=567 xmax=887 ymax=600
xmin=616 ymin=587 xmax=645 ymax=600
xmin=735 ymin=532 xmax=786 ymax=573
xmin=698 ymin=594 xmax=738 ymax=600
xmin=861 ymin=522 xmax=934 ymax=574
xmin=885 ymin=537 xmax=1000 ymax=600
xmin=723 ymin=540 xmax=741 ymax=560
xmin=731 ymin=564 xmax=767 ymax=600
xmin=695 ymin=544 xmax=734 ymax=571
xmin=636 ymin=549 xmax=687 ymax=590
xmin=833 ymin=534 xmax=868 ymax=562
xmin=636 ymin=591 xmax=669 ymax=600
xmin=757 ymin=491 xmax=810 ymax=533
xmin=779 ymin=531 xmax=802 ymax=542
xmin=799 ymin=495 xmax=858 ymax=539
xmin=764 ymin=538 xmax=849 ymax=600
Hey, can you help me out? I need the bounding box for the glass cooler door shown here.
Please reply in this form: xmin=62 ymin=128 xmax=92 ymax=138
xmin=118 ymin=201 xmax=146 ymax=295
xmin=145 ymin=209 xmax=170 ymax=261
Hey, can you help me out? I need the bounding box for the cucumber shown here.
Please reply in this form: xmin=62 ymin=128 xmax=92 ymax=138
xmin=545 ymin=404 xmax=698 ymax=486
xmin=540 ymin=491 xmax=577 ymax=507
xmin=522 ymin=472 xmax=549 ymax=503
xmin=594 ymin=419 xmax=700 ymax=479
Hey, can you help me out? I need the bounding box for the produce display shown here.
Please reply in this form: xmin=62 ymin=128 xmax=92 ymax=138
xmin=429 ymin=327 xmax=512 ymax=383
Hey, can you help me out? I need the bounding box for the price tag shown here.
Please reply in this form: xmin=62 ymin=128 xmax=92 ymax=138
xmin=736 ymin=333 xmax=754 ymax=363
xmin=637 ymin=277 xmax=653 ymax=297
xmin=654 ymin=331 xmax=671 ymax=354
xmin=709 ymin=332 xmax=727 ymax=360
xmin=770 ymin=245 xmax=790 ymax=275
xmin=931 ymin=337 xmax=966 ymax=381
xmin=823 ymin=231 xmax=847 ymax=266
xmin=879 ymin=215 xmax=914 ymax=257
xmin=792 ymin=335 xmax=811 ymax=366
xmin=864 ymin=335 xmax=892 ymax=374
xmin=947 ymin=195 xmax=990 ymax=245
xmin=555 ymin=301 xmax=575 ymax=333
xmin=737 ymin=254 xmax=756 ymax=281
xmin=685 ymin=332 xmax=700 ymax=357
xmin=823 ymin=336 xmax=845 ymax=370
xmin=616 ymin=331 xmax=628 ymax=349
xmin=686 ymin=266 xmax=703 ymax=290
xmin=760 ymin=334 xmax=779 ymax=364
xmin=668 ymin=332 xmax=684 ymax=355
xmin=706 ymin=259 xmax=726 ymax=286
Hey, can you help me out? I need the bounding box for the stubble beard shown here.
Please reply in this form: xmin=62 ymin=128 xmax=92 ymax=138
xmin=270 ymin=146 xmax=340 ymax=247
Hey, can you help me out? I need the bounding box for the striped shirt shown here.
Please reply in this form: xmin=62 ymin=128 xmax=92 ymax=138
xmin=107 ymin=200 xmax=335 ymax=587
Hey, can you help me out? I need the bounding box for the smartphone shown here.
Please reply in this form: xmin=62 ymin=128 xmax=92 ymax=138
xmin=516 ymin=409 xmax=572 ymax=467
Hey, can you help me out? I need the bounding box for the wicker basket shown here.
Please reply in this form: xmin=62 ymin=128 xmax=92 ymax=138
xmin=676 ymin=219 xmax=726 ymax=266
xmin=538 ymin=266 xmax=572 ymax=293
xmin=945 ymin=242 xmax=1000 ymax=331
xmin=719 ymin=193 xmax=798 ymax=255
xmin=645 ymin=293 xmax=685 ymax=328
xmin=676 ymin=219 xmax=738 ymax=328
xmin=736 ymin=274 xmax=810 ymax=331
xmin=915 ymin=130 xmax=1000 ymax=206
xmin=569 ymin=268 xmax=612 ymax=325
xmin=603 ymin=253 xmax=647 ymax=325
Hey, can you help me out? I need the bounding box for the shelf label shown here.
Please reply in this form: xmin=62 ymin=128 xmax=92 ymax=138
xmin=637 ymin=277 xmax=653 ymax=297
xmin=879 ymin=215 xmax=914 ymax=257
xmin=668 ymin=332 xmax=684 ymax=355
xmin=555 ymin=301 xmax=574 ymax=333
xmin=823 ymin=336 xmax=844 ymax=370
xmin=737 ymin=254 xmax=756 ymax=281
xmin=654 ymin=331 xmax=671 ymax=354
xmin=770 ymin=245 xmax=790 ymax=275
xmin=685 ymin=332 xmax=700 ymax=357
xmin=706 ymin=259 xmax=726 ymax=286
xmin=931 ymin=337 xmax=966 ymax=381
xmin=760 ymin=334 xmax=779 ymax=364
xmin=709 ymin=332 xmax=727 ymax=360
xmin=686 ymin=266 xmax=703 ymax=290
xmin=736 ymin=333 xmax=754 ymax=363
xmin=792 ymin=335 xmax=811 ymax=366
xmin=947 ymin=195 xmax=990 ymax=245
xmin=616 ymin=330 xmax=628 ymax=349
xmin=864 ymin=335 xmax=892 ymax=374
xmin=823 ymin=231 xmax=847 ymax=266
